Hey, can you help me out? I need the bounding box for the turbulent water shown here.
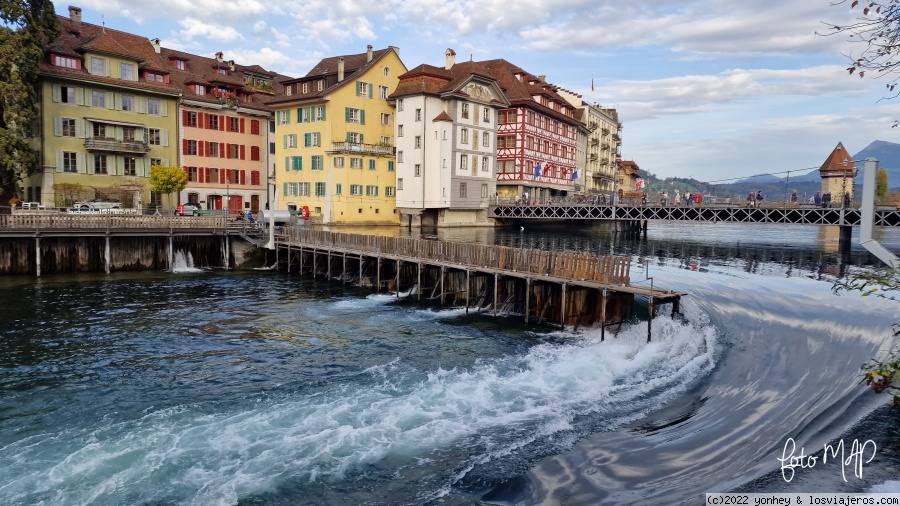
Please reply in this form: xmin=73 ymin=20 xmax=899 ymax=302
xmin=0 ymin=222 xmax=898 ymax=505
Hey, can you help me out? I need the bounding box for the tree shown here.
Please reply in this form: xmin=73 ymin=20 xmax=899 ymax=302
xmin=148 ymin=164 xmax=187 ymax=209
xmin=0 ymin=1 xmax=59 ymax=200
xmin=877 ymin=167 xmax=890 ymax=201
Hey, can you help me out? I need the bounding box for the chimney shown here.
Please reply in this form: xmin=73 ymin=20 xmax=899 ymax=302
xmin=150 ymin=38 xmax=161 ymax=54
xmin=215 ymin=51 xmax=223 ymax=63
xmin=444 ymin=48 xmax=456 ymax=70
xmin=69 ymin=5 xmax=82 ymax=23
xmin=338 ymin=57 xmax=345 ymax=82
xmin=366 ymin=44 xmax=373 ymax=62
xmin=228 ymin=60 xmax=235 ymax=71
xmin=538 ymin=74 xmax=546 ymax=82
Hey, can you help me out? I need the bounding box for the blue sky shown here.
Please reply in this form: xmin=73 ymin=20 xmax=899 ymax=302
xmin=58 ymin=1 xmax=900 ymax=181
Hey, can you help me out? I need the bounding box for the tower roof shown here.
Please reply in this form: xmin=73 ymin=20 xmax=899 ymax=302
xmin=819 ymin=142 xmax=857 ymax=175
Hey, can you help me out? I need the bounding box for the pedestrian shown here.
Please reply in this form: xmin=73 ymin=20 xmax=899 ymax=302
xmin=791 ymin=190 xmax=798 ymax=204
xmin=674 ymin=190 xmax=681 ymax=206
xmin=247 ymin=211 xmax=254 ymax=223
xmin=515 ymin=194 xmax=520 ymax=206
xmin=843 ymin=192 xmax=851 ymax=208
xmin=747 ymin=191 xmax=756 ymax=208
xmin=523 ymin=192 xmax=529 ymax=205
xmin=822 ymin=192 xmax=832 ymax=208
xmin=756 ymin=191 xmax=764 ymax=206
xmin=814 ymin=191 xmax=821 ymax=207
xmin=661 ymin=191 xmax=669 ymax=206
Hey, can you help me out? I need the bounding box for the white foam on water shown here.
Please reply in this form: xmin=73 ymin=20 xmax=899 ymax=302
xmin=0 ymin=299 xmax=718 ymax=505
xmin=870 ymin=480 xmax=900 ymax=493
xmin=172 ymin=250 xmax=203 ymax=273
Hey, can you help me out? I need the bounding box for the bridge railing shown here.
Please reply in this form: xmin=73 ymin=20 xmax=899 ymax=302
xmin=281 ymin=228 xmax=632 ymax=285
xmin=0 ymin=214 xmax=227 ymax=231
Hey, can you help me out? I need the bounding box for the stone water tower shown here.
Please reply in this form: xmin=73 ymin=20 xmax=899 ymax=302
xmin=819 ymin=142 xmax=858 ymax=200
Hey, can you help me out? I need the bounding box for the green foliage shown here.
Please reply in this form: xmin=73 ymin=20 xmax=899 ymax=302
xmin=0 ymin=1 xmax=60 ymax=198
xmin=148 ymin=164 xmax=187 ymax=196
xmin=877 ymin=167 xmax=890 ymax=200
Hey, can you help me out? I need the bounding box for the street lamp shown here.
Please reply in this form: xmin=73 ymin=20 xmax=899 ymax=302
xmin=225 ymin=176 xmax=230 ymax=217
xmin=842 ymin=158 xmax=849 ymax=209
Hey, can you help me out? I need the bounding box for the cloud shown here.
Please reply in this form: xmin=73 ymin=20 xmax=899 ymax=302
xmin=177 ymin=17 xmax=245 ymax=43
xmin=225 ymin=47 xmax=323 ymax=78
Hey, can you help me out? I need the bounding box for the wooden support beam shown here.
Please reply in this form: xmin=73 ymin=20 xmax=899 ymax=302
xmin=377 ymin=256 xmax=382 ymax=292
xmin=440 ymin=266 xmax=446 ymax=305
xmin=465 ymin=269 xmax=470 ymax=314
xmin=313 ymin=250 xmax=317 ymax=279
xmin=397 ymin=260 xmax=401 ymax=298
xmin=525 ymin=277 xmax=531 ymax=324
xmin=648 ymin=297 xmax=654 ymax=343
xmin=494 ymin=273 xmax=499 ymax=317
xmin=601 ymin=288 xmax=607 ymax=341
xmin=561 ymin=282 xmax=567 ymax=326
xmin=417 ymin=262 xmax=422 ymax=301
xmin=105 ymin=236 xmax=111 ymax=274
xmin=342 ymin=252 xmax=347 ymax=282
xmin=35 ymin=237 xmax=41 ymax=277
xmin=359 ymin=255 xmax=363 ymax=287
xmin=327 ymin=251 xmax=331 ymax=279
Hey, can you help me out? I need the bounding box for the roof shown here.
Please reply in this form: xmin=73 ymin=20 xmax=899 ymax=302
xmin=389 ymin=60 xmax=503 ymax=103
xmin=432 ymin=111 xmax=453 ymax=122
xmin=819 ymin=142 xmax=858 ymax=175
xmin=619 ymin=161 xmax=640 ymax=175
xmin=48 ymin=15 xmax=169 ymax=72
xmin=475 ymin=59 xmax=582 ymax=126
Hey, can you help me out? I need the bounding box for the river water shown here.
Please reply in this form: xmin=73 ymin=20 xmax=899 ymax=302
xmin=1 ymin=222 xmax=898 ymax=505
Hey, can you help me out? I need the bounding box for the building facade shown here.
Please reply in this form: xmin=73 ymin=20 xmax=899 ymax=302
xmin=556 ymin=89 xmax=621 ymax=194
xmin=477 ymin=60 xmax=581 ymax=202
xmin=819 ymin=142 xmax=858 ymax=202
xmin=269 ymin=46 xmax=406 ymax=225
xmin=161 ymin=49 xmax=286 ymax=213
xmin=27 ymin=7 xmax=179 ymax=208
xmin=389 ymin=49 xmax=509 ymax=227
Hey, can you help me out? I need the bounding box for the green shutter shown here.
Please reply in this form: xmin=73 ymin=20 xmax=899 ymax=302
xmin=285 ymin=156 xmax=290 ymax=171
xmin=294 ymin=156 xmax=302 ymax=171
xmin=283 ymin=135 xmax=288 ymax=149
xmin=346 ymin=132 xmax=352 ymax=142
xmin=356 ymin=81 xmax=361 ymax=96
xmin=304 ymin=133 xmax=310 ymax=147
xmin=297 ymin=108 xmax=302 ymax=123
xmin=359 ymin=134 xmax=364 ymax=143
xmin=283 ymin=182 xmax=288 ymax=196
xmin=51 ymin=84 xmax=61 ymax=103
xmin=345 ymin=107 xmax=351 ymax=123
xmin=368 ymin=85 xmax=373 ymax=99
xmin=360 ymin=110 xmax=365 ymax=125
xmin=369 ymin=159 xmax=375 ymax=170
xmin=53 ymin=117 xmax=62 ymax=137
xmin=320 ymin=106 xmax=326 ymax=121
xmin=388 ymin=161 xmax=394 ymax=172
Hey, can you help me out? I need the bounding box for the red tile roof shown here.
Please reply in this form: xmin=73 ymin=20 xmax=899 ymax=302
xmin=475 ymin=59 xmax=581 ymax=126
xmin=389 ymin=61 xmax=501 ymax=102
xmin=619 ymin=160 xmax=640 ymax=175
xmin=819 ymin=142 xmax=857 ymax=175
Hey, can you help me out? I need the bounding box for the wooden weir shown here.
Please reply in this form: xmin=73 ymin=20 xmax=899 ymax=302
xmin=275 ymin=229 xmax=685 ymax=340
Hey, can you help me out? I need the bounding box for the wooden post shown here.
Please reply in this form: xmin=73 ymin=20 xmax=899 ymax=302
xmin=327 ymin=251 xmax=331 ymax=279
xmin=299 ymin=246 xmax=304 ymax=275
xmin=525 ymin=277 xmax=531 ymax=324
xmin=313 ymin=250 xmax=318 ymax=279
xmin=440 ymin=266 xmax=446 ymax=304
xmin=465 ymin=269 xmax=470 ymax=314
xmin=648 ymin=299 xmax=654 ymax=343
xmin=167 ymin=235 xmax=173 ymax=272
xmin=343 ymin=252 xmax=347 ymax=282
xmin=104 ymin=235 xmax=111 ymax=274
xmin=396 ymin=260 xmax=401 ymax=297
xmin=35 ymin=237 xmax=41 ymax=277
xmin=359 ymin=255 xmax=363 ymax=287
xmin=560 ymin=282 xmax=567 ymax=326
xmin=377 ymin=256 xmax=382 ymax=292
xmin=417 ymin=262 xmax=422 ymax=300
xmin=494 ymin=273 xmax=499 ymax=316
xmin=601 ymin=288 xmax=607 ymax=341
xmin=223 ymin=236 xmax=230 ymax=270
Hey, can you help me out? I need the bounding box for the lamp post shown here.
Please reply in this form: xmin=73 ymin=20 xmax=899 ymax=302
xmin=842 ymin=158 xmax=849 ymax=209
xmin=225 ymin=176 xmax=230 ymax=217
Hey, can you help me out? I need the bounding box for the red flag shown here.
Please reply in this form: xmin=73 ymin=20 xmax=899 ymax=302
xmin=591 ymin=77 xmax=594 ymax=92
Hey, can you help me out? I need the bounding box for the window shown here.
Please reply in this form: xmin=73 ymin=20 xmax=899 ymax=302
xmin=276 ymin=110 xmax=290 ymax=125
xmin=460 ymin=182 xmax=467 ymax=198
xmin=208 ymin=115 xmax=219 ymax=130
xmin=415 ymin=108 xmax=421 ymax=121
xmin=304 ymin=132 xmax=321 ymax=147
xmin=146 ymin=71 xmax=165 ymax=83
xmin=185 ymin=111 xmax=198 ymax=128
xmin=92 ymin=90 xmax=105 ymax=108
xmin=397 ymin=99 xmax=404 ymax=112
xmin=379 ymin=85 xmax=389 ymax=99
xmin=285 ymin=86 xmax=293 ymax=96
xmin=121 ymin=95 xmax=134 ymax=111
xmin=186 ymin=140 xmax=198 ymax=155
xmin=285 ymin=134 xmax=297 ymax=148
xmin=335 ymin=183 xmax=343 ymax=195
xmin=53 ymin=55 xmax=79 ymax=68
xmin=384 ymin=67 xmax=390 ymax=77
xmin=311 ymin=155 xmax=323 ymax=171
xmin=209 ymin=142 xmax=219 ymax=158
xmin=315 ymin=182 xmax=326 ymax=196
xmin=317 ymin=80 xmax=324 ymax=91
xmin=228 ymin=144 xmax=239 ymax=159
xmin=388 ymin=161 xmax=394 ymax=172
xmin=174 ymin=59 xmax=185 ymax=70
xmin=381 ymin=113 xmax=391 ymax=126
xmin=461 ymin=103 xmax=469 ymax=119
xmin=380 ymin=136 xmax=391 ymax=145
xmin=499 ymin=110 xmax=517 ymax=124
xmin=94 ymin=154 xmax=108 ymax=174
xmin=347 ymin=132 xmax=363 ymax=143
xmin=398 ymin=178 xmax=403 ymax=190
xmin=63 ymin=152 xmax=77 ymax=173
xmin=302 ymin=83 xmax=308 ymax=94
xmin=229 ymin=117 xmax=240 ymax=132
xmin=61 ymin=118 xmax=76 ymax=137
xmin=334 ymin=157 xmax=345 ymax=168
xmin=90 ymin=57 xmax=105 ymax=75
xmin=483 ymin=108 xmax=491 ymax=123
xmin=461 ymin=128 xmax=468 ymax=144
xmin=218 ymin=68 xmax=227 ymax=75
xmin=148 ymin=99 xmax=160 ymax=115
xmin=60 ymin=86 xmax=75 ymax=104
xmin=93 ymin=123 xmax=106 ymax=138
xmin=398 ymin=125 xmax=404 ymax=137
xmin=120 ymin=63 xmax=135 ymax=80
xmin=314 ymin=105 xmax=326 ymax=121
xmin=286 ymin=156 xmax=302 ymax=171
xmin=185 ymin=166 xmax=198 ymax=182
xmin=250 ymin=146 xmax=260 ymax=161
xmin=298 ymin=182 xmax=310 ymax=197
xmin=482 ymin=156 xmax=489 ymax=172
xmin=414 ymin=135 xmax=421 ymax=149
xmin=369 ymin=159 xmax=376 ymax=171
xmin=345 ymin=107 xmax=363 ymax=124
xmin=483 ymin=132 xmax=490 ymax=148
xmin=385 ymin=186 xmax=395 ymax=197
xmin=251 ymin=170 xmax=260 ymax=185
xmin=414 ymin=164 xmax=421 ymax=177
xmin=149 ymin=128 xmax=161 ymax=145
xmin=350 ymin=184 xmax=363 ymax=196
xmin=358 ymin=82 xmax=370 ymax=97
xmin=366 ymin=185 xmax=378 ymax=196
xmin=193 ymin=84 xmax=205 ymax=95
xmin=460 ymin=155 xmax=468 ymax=171
xmin=482 ymin=184 xmax=488 ymax=198
xmin=397 ymin=151 xmax=403 ymax=163
xmin=350 ymin=158 xmax=363 ymax=169
xmin=124 ymin=156 xmax=136 ymax=176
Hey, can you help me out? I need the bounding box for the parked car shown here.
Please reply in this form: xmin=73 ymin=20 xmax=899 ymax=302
xmin=176 ymin=203 xmax=201 ymax=216
xmin=72 ymin=199 xmax=123 ymax=211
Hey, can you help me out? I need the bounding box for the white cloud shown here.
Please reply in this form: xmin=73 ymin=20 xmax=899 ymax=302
xmin=225 ymin=47 xmax=323 ymax=78
xmin=177 ymin=17 xmax=245 ymax=43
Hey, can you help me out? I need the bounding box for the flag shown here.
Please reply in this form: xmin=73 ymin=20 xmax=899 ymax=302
xmin=542 ymin=164 xmax=550 ymax=175
xmin=635 ymin=177 xmax=643 ymax=191
xmin=534 ymin=164 xmax=541 ymax=178
xmin=572 ymin=170 xmax=578 ymax=180
xmin=591 ymin=77 xmax=594 ymax=92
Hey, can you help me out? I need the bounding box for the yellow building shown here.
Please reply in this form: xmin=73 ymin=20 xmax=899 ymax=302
xmin=26 ymin=7 xmax=179 ymax=209
xmin=270 ymin=45 xmax=406 ymax=224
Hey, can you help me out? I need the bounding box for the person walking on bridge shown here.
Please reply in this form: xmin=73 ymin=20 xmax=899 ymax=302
xmin=747 ymin=191 xmax=756 ymax=208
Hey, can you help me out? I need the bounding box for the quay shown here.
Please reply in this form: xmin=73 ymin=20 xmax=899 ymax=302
xmin=275 ymin=228 xmax=685 ymax=339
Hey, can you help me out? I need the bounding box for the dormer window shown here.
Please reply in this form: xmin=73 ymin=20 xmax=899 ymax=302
xmin=193 ymin=84 xmax=205 ymax=95
xmin=172 ymin=59 xmax=185 ymax=70
xmin=218 ymin=68 xmax=227 ymax=75
xmin=318 ymin=80 xmax=324 ymax=91
xmin=52 ymin=55 xmax=79 ymax=69
xmin=145 ymin=71 xmax=166 ymax=83
xmin=302 ymin=83 xmax=308 ymax=94
xmin=120 ymin=63 xmax=135 ymax=81
xmin=285 ymin=86 xmax=293 ymax=96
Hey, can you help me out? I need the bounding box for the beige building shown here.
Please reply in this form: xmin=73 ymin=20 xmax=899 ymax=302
xmin=818 ymin=142 xmax=857 ymax=203
xmin=557 ymin=89 xmax=621 ymax=193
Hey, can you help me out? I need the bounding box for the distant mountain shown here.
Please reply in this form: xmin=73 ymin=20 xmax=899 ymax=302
xmin=852 ymin=140 xmax=900 ymax=188
xmin=734 ymin=173 xmax=783 ymax=184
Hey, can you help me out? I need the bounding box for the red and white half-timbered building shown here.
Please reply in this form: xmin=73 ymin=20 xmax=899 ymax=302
xmin=479 ymin=60 xmax=581 ymax=202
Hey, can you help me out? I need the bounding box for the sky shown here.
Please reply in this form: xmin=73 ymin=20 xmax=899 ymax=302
xmin=56 ymin=0 xmax=900 ymax=182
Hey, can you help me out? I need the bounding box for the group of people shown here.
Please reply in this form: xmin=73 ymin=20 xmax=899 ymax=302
xmin=746 ymin=190 xmax=764 ymax=208
xmin=812 ymin=191 xmax=850 ymax=208
xmin=660 ymin=191 xmax=701 ymax=207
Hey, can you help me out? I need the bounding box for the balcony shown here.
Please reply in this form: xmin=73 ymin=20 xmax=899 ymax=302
xmin=601 ymin=127 xmax=610 ymax=136
xmin=329 ymin=141 xmax=395 ymax=157
xmin=84 ymin=137 xmax=150 ymax=154
xmin=613 ymin=134 xmax=621 ymax=142
xmin=601 ymin=143 xmax=610 ymax=151
xmin=588 ymin=153 xmax=599 ymax=161
xmin=590 ymin=138 xmax=600 ymax=146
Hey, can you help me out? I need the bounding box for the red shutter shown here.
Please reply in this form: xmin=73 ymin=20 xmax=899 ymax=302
xmin=251 ymin=146 xmax=260 ymax=161
xmin=240 ymin=145 xmax=245 ymax=160
xmin=240 ymin=118 xmax=245 ymax=134
xmin=182 ymin=138 xmax=188 ymax=155
xmin=220 ymin=170 xmax=227 ymax=184
xmin=240 ymin=170 xmax=246 ymax=185
xmin=220 ymin=143 xmax=225 ymax=158
xmin=182 ymin=110 xmax=189 ymax=126
xmin=251 ymin=120 xmax=259 ymax=135
xmin=206 ymin=168 xmax=211 ymax=183
xmin=219 ymin=115 xmax=225 ymax=131
xmin=198 ymin=167 xmax=204 ymax=183
xmin=198 ymin=141 xmax=205 ymax=157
